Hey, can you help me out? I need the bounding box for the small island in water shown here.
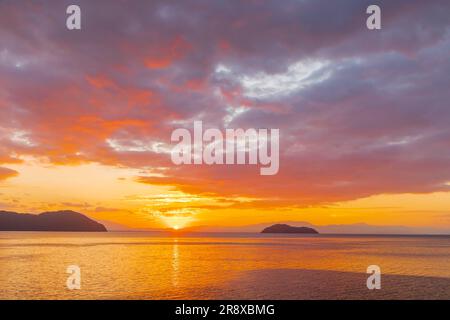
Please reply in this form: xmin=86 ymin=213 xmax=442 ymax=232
xmin=261 ymin=224 xmax=319 ymax=234
xmin=0 ymin=210 xmax=107 ymax=232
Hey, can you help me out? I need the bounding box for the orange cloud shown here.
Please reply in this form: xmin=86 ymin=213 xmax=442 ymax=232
xmin=0 ymin=155 xmax=22 ymax=164
xmin=86 ymin=75 xmax=115 ymax=89
xmin=144 ymin=36 xmax=192 ymax=69
xmin=0 ymin=167 xmax=18 ymax=181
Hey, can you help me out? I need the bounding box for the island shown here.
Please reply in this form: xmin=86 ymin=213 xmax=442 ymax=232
xmin=261 ymin=224 xmax=319 ymax=234
xmin=0 ymin=210 xmax=107 ymax=232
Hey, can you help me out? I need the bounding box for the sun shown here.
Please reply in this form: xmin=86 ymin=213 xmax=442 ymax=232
xmin=161 ymin=215 xmax=193 ymax=230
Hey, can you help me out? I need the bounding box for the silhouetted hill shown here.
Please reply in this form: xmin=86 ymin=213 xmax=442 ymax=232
xmin=261 ymin=224 xmax=318 ymax=234
xmin=0 ymin=210 xmax=107 ymax=232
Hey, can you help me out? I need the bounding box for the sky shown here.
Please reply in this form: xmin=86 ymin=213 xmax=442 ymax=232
xmin=0 ymin=0 xmax=450 ymax=230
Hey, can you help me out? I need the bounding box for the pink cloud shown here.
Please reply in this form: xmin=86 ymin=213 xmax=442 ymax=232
xmin=0 ymin=0 xmax=449 ymax=206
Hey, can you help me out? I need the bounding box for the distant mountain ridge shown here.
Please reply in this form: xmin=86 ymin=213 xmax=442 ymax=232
xmin=0 ymin=210 xmax=107 ymax=232
xmin=184 ymin=221 xmax=450 ymax=235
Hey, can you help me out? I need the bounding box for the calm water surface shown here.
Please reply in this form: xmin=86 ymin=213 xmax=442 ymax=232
xmin=1 ymin=232 xmax=449 ymax=299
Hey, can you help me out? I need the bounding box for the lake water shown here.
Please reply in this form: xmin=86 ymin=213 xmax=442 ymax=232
xmin=0 ymin=232 xmax=449 ymax=299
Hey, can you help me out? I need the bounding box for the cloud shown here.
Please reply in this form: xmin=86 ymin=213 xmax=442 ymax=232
xmin=0 ymin=167 xmax=18 ymax=181
xmin=0 ymin=0 xmax=449 ymax=207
